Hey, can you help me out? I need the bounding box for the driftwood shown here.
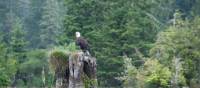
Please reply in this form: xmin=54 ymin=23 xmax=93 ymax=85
xmin=50 ymin=51 xmax=97 ymax=88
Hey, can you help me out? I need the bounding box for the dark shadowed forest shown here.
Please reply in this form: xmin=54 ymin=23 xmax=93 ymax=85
xmin=0 ymin=0 xmax=200 ymax=88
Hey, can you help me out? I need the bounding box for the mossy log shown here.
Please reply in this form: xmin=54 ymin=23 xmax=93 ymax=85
xmin=49 ymin=51 xmax=97 ymax=88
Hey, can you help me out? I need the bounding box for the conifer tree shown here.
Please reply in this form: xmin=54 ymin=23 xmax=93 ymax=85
xmin=40 ymin=0 xmax=65 ymax=48
xmin=5 ymin=12 xmax=29 ymax=86
xmin=9 ymin=12 xmax=27 ymax=63
xmin=0 ymin=32 xmax=17 ymax=86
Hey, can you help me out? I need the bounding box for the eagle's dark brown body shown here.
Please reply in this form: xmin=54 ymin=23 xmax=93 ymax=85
xmin=76 ymin=37 xmax=89 ymax=52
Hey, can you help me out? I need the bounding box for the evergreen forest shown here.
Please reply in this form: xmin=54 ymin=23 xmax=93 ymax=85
xmin=0 ymin=0 xmax=200 ymax=88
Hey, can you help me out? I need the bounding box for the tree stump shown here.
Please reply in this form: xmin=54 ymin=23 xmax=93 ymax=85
xmin=69 ymin=52 xmax=97 ymax=88
xmin=49 ymin=51 xmax=97 ymax=88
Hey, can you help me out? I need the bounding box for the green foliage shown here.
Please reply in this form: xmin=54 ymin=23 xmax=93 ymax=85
xmin=118 ymin=56 xmax=138 ymax=87
xmin=143 ymin=59 xmax=171 ymax=87
xmin=120 ymin=56 xmax=171 ymax=88
xmin=66 ymin=42 xmax=77 ymax=52
xmin=8 ymin=12 xmax=28 ymax=65
xmin=150 ymin=13 xmax=200 ymax=87
xmin=0 ymin=13 xmax=27 ymax=86
xmin=0 ymin=73 xmax=10 ymax=86
xmin=39 ymin=0 xmax=65 ymax=48
xmin=192 ymin=0 xmax=200 ymax=15
xmin=83 ymin=74 xmax=97 ymax=88
xmin=0 ymin=42 xmax=17 ymax=86
xmin=0 ymin=56 xmax=16 ymax=86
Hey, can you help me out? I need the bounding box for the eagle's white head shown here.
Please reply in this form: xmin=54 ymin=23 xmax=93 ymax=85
xmin=75 ymin=32 xmax=81 ymax=38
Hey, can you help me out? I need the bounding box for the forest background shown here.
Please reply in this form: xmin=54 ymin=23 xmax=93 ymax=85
xmin=0 ymin=0 xmax=200 ymax=87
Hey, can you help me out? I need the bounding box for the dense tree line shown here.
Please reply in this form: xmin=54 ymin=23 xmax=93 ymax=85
xmin=0 ymin=0 xmax=200 ymax=87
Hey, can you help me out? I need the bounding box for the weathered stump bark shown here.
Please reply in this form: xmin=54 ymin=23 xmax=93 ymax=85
xmin=69 ymin=52 xmax=84 ymax=88
xmin=69 ymin=52 xmax=97 ymax=88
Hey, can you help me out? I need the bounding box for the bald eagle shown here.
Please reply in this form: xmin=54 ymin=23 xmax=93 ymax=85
xmin=75 ymin=32 xmax=90 ymax=55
